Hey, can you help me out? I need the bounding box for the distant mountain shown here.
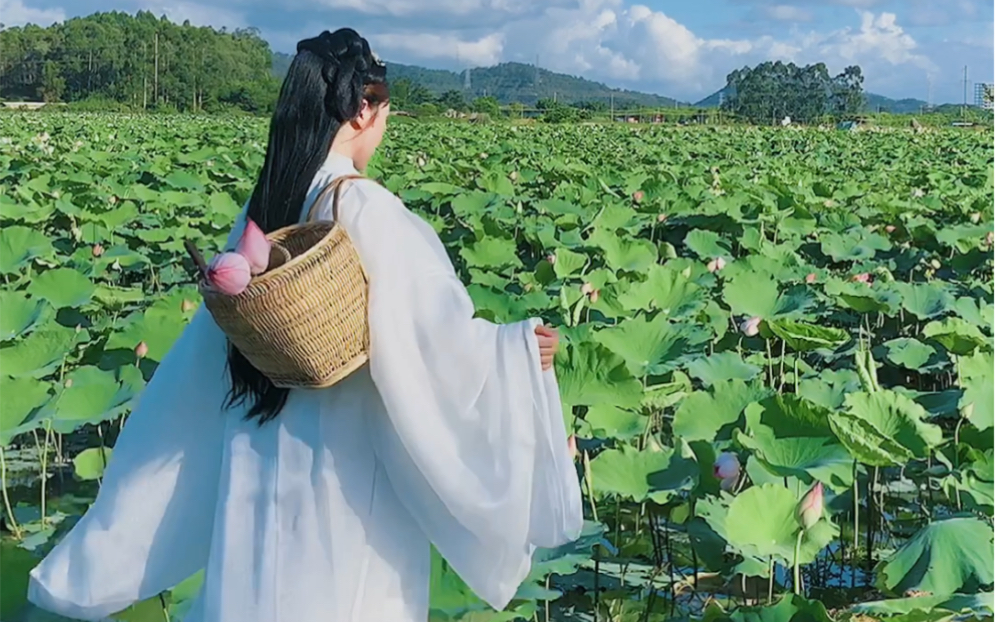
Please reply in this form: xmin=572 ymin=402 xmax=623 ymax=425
xmin=694 ymin=86 xmax=930 ymax=115
xmin=271 ymin=53 xmax=684 ymax=108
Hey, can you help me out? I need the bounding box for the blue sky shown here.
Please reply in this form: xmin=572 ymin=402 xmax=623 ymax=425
xmin=3 ymin=0 xmax=992 ymax=103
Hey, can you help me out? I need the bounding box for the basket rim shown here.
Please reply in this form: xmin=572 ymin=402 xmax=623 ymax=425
xmin=199 ymin=220 xmax=368 ymax=299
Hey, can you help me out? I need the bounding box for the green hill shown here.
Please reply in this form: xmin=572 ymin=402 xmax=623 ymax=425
xmin=271 ymin=53 xmax=685 ymax=108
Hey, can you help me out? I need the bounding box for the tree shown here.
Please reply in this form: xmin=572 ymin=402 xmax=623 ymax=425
xmin=436 ymin=89 xmax=466 ymax=112
xmin=721 ymin=60 xmax=865 ymax=124
xmin=472 ymin=95 xmax=500 ymax=116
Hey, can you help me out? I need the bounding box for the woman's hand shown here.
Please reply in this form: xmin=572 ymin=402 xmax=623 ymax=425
xmin=534 ymin=324 xmax=558 ymax=371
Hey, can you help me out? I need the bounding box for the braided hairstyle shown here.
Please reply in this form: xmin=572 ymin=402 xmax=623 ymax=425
xmin=227 ymin=28 xmax=389 ymax=425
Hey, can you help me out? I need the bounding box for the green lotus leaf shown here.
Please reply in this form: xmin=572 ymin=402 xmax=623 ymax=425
xmin=892 ymin=281 xmax=955 ymax=320
xmin=0 ymin=225 xmax=54 ymax=274
xmin=555 ymin=341 xmax=643 ymax=415
xmin=616 ymin=263 xmax=704 ymax=318
xmin=672 ymin=379 xmax=773 ymax=442
xmin=686 ymin=351 xmax=762 ymax=386
xmin=27 ymin=268 xmax=97 ymax=309
xmin=0 ymin=291 xmax=51 ymax=341
xmin=594 ymin=315 xmax=703 ymax=377
xmin=958 ymin=350 xmax=994 ymax=430
xmin=73 ymin=446 xmax=113 ymax=481
xmin=0 ymin=376 xmax=53 ymax=445
xmin=589 ymin=439 xmax=698 ymax=504
xmin=766 ymin=319 xmax=849 ymax=352
xmin=698 ymin=484 xmax=837 ymax=566
xmin=875 ymin=517 xmax=994 ymax=598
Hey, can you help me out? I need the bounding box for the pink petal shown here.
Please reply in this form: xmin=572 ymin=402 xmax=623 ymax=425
xmin=236 ymin=218 xmax=272 ymax=275
xmin=207 ymin=252 xmax=252 ymax=296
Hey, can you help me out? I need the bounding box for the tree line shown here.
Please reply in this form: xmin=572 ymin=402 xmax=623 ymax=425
xmin=0 ymin=11 xmax=279 ymax=112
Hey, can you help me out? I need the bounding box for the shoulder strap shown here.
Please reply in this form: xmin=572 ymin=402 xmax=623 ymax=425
xmin=306 ymin=173 xmax=367 ymax=223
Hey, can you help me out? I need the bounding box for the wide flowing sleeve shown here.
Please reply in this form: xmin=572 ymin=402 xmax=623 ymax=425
xmin=25 ymin=217 xmax=248 ymax=621
xmin=336 ymin=182 xmax=584 ymax=611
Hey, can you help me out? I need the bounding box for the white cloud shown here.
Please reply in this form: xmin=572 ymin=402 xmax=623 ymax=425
xmin=0 ymin=0 xmax=65 ymax=27
xmin=764 ymin=5 xmax=814 ymax=22
xmin=372 ymin=31 xmax=504 ymax=67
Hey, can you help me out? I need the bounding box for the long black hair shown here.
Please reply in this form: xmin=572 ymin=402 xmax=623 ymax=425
xmin=225 ymin=28 xmax=388 ymax=425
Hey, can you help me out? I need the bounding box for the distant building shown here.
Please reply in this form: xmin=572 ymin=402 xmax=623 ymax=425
xmin=975 ymin=83 xmax=993 ymax=110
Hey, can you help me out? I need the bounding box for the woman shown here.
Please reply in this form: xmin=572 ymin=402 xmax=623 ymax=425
xmin=27 ymin=28 xmax=583 ymax=622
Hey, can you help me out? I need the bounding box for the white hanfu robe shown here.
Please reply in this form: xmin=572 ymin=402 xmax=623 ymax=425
xmin=27 ymin=151 xmax=584 ymax=622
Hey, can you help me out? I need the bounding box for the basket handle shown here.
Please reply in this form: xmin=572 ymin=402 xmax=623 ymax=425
xmin=307 ymin=173 xmax=367 ymax=223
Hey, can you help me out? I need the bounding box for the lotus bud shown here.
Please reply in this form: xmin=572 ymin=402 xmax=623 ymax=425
xmin=135 ymin=341 xmax=149 ymax=359
xmin=589 ymin=289 xmax=600 ymax=303
xmin=885 ymin=225 xmax=896 ymax=233
xmin=581 ymin=283 xmax=594 ymax=295
xmin=795 ymin=481 xmax=824 ymax=530
xmin=633 ymin=190 xmax=644 ymax=203
xmin=92 ymin=244 xmax=104 ymax=257
xmin=805 ymin=273 xmax=817 ymax=284
xmin=236 ymin=218 xmax=271 ymax=275
xmin=417 ymin=157 xmax=426 ymax=168
xmin=546 ymin=254 xmax=556 ymax=265
xmin=986 ymin=231 xmax=994 ymax=246
xmin=206 ymin=252 xmax=252 ymax=296
xmin=970 ymin=212 xmax=981 ymax=224
xmin=713 ymin=452 xmax=740 ymax=492
xmin=929 ymin=259 xmax=941 ymax=270
xmin=740 ymin=316 xmax=761 ymax=337
xmin=509 ymin=171 xmax=518 ymax=181
xmin=181 ymin=299 xmax=196 ymax=312
xmin=657 ymin=213 xmax=668 ymax=223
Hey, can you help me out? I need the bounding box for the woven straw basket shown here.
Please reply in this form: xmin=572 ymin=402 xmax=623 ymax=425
xmin=197 ymin=174 xmax=370 ymax=389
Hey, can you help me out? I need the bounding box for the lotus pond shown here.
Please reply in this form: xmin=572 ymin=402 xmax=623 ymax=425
xmin=0 ymin=112 xmax=992 ymax=622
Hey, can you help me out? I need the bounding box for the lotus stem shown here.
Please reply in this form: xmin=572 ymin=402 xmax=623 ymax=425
xmin=852 ymin=460 xmax=859 ymax=588
xmin=793 ymin=529 xmax=803 ymax=595
xmin=0 ymin=446 xmax=21 ymax=539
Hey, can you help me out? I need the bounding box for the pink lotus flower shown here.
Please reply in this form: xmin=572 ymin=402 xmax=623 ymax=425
xmin=207 ymin=252 xmax=252 ymax=296
xmin=713 ymin=452 xmax=740 ymax=491
xmin=590 ymin=289 xmax=600 ymax=303
xmin=707 ymin=257 xmax=727 ymax=273
xmin=546 ymin=254 xmax=556 ymax=265
xmin=805 ymin=273 xmax=817 ymax=284
xmin=795 ymin=481 xmax=824 ymax=530
xmin=851 ymin=273 xmax=871 ymax=283
xmin=135 ymin=341 xmax=149 ymax=359
xmin=740 ymin=316 xmax=761 ymax=337
xmin=236 ymin=218 xmax=271 ymax=275
xmin=633 ymin=190 xmax=644 ymax=203
xmin=92 ymin=244 xmax=104 ymax=257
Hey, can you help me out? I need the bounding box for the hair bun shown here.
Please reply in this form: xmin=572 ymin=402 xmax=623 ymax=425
xmin=297 ymin=28 xmax=372 ymax=72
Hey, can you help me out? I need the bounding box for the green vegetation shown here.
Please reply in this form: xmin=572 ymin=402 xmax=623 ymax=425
xmin=1 ymin=112 xmax=992 ymax=621
xmin=0 ymin=11 xmax=278 ymax=112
